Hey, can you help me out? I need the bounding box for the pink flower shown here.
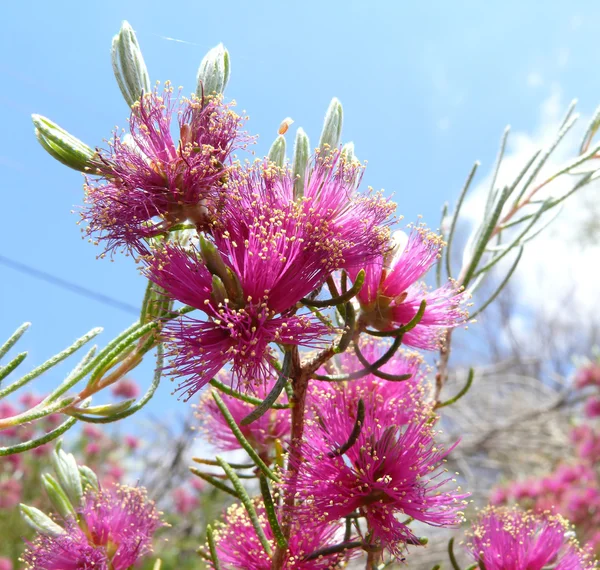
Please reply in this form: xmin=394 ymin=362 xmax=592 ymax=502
xmin=190 ymin=477 xmax=205 ymax=492
xmin=23 ymin=525 xmax=108 ymax=570
xmin=83 ymin=424 xmax=103 ymax=440
xmin=0 ymin=557 xmax=12 ymax=570
xmin=29 ymin=484 xmax=162 ymax=570
xmin=19 ymin=393 xmax=44 ymax=409
xmin=0 ymin=402 xmax=19 ymax=438
xmin=209 ymin=502 xmax=353 ymax=569
xmin=85 ymin=442 xmax=102 ymax=455
xmin=197 ymin=373 xmax=290 ymax=456
xmin=289 ymin=383 xmax=467 ymax=558
xmin=124 ymin=435 xmax=140 ymax=450
xmin=172 ymin=487 xmax=198 ymax=515
xmin=575 ymin=364 xmax=600 ymax=389
xmin=111 ymin=378 xmax=141 ymax=399
xmin=82 ymin=85 xmax=246 ymax=253
xmin=144 ymin=246 xmax=330 ymax=398
xmin=467 ymin=507 xmax=596 ymax=570
xmin=0 ymin=479 xmax=22 ymax=509
xmin=584 ymin=396 xmax=600 ymax=418
xmin=353 ymin=228 xmax=468 ymax=349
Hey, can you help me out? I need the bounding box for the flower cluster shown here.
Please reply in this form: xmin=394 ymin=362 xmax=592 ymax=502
xmin=22 ymin=484 xmax=162 ymax=570
xmin=490 ymin=360 xmax=600 ymax=556
xmin=466 ymin=507 xmax=596 ymax=570
xmin=284 ymin=345 xmax=468 ymax=559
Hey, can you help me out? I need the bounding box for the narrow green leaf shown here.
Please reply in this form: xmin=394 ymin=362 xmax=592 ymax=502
xmin=0 ymin=352 xmax=28 ymax=383
xmin=0 ymin=416 xmax=78 ymax=456
xmin=189 ymin=467 xmax=239 ymax=498
xmin=0 ymin=322 xmax=30 ymax=361
xmin=436 ymin=368 xmax=475 ymax=408
xmin=212 ymin=392 xmax=280 ymax=482
xmin=216 ymin=457 xmax=273 ymax=556
xmin=240 ymin=353 xmax=291 ymax=425
xmin=301 ymin=270 xmax=365 ymax=308
xmin=259 ymin=475 xmax=287 ymax=549
xmin=206 ymin=525 xmax=222 ymax=570
xmin=209 ymin=378 xmax=290 ymax=409
xmin=0 ymin=328 xmax=102 ymax=400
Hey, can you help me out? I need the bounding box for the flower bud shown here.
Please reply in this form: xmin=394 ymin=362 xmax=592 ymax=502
xmin=32 ymin=115 xmax=96 ymax=172
xmin=341 ymin=141 xmax=356 ymax=162
xmin=20 ymin=505 xmax=64 ymax=537
xmin=292 ymin=128 xmax=310 ymax=200
xmin=52 ymin=445 xmax=83 ymax=506
xmin=268 ymin=135 xmax=286 ymax=167
xmin=42 ymin=473 xmax=75 ymax=519
xmin=318 ymin=97 xmax=343 ymax=153
xmin=196 ymin=43 xmax=230 ymax=99
xmin=78 ymin=465 xmax=99 ymax=491
xmin=111 ymin=21 xmax=151 ymax=108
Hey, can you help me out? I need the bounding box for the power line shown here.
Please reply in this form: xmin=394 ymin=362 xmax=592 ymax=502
xmin=0 ymin=254 xmax=139 ymax=315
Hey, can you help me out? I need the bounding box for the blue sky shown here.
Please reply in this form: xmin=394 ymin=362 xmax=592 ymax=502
xmin=1 ymin=0 xmax=599 ymax=421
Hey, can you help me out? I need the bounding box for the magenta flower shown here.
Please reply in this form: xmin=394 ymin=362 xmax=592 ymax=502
xmin=172 ymin=487 xmax=199 ymax=515
xmin=0 ymin=557 xmax=12 ymax=570
xmin=467 ymin=507 xmax=596 ymax=570
xmin=289 ymin=385 xmax=467 ymax=558
xmin=584 ymin=396 xmax=600 ymax=418
xmin=143 ymin=238 xmax=331 ymax=398
xmin=82 ymin=84 xmax=246 ymax=253
xmin=198 ymin=374 xmax=290 ymax=456
xmin=353 ymin=227 xmax=468 ymax=349
xmin=0 ymin=479 xmax=22 ymax=509
xmin=208 ymin=502 xmax=353 ymax=569
xmin=23 ymin=525 xmax=108 ymax=570
xmin=23 ymin=484 xmax=162 ymax=570
xmin=111 ymin=378 xmax=141 ymax=399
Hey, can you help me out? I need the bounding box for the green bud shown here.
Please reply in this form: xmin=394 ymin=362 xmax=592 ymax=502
xmin=52 ymin=445 xmax=83 ymax=506
xmin=292 ymin=128 xmax=310 ymax=200
xmin=20 ymin=504 xmax=64 ymax=537
xmin=77 ymin=399 xmax=136 ymax=417
xmin=79 ymin=465 xmax=99 ymax=492
xmin=341 ymin=141 xmax=356 ymax=162
xmin=111 ymin=20 xmax=151 ymax=108
xmin=210 ymin=274 xmax=228 ymax=307
xmin=318 ymin=97 xmax=343 ymax=153
xmin=196 ymin=43 xmax=230 ymax=99
xmin=42 ymin=473 xmax=75 ymax=518
xmin=32 ymin=114 xmax=96 ymax=172
xmin=268 ymin=135 xmax=286 ymax=167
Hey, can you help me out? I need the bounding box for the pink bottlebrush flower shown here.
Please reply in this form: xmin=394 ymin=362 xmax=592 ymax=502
xmin=31 ymin=443 xmax=52 ymax=457
xmin=466 ymin=507 xmax=596 ymax=570
xmin=225 ymin=156 xmax=395 ymax=274
xmin=190 ymin=477 xmax=205 ymax=492
xmin=489 ymin=486 xmax=508 ymax=505
xmin=111 ymin=378 xmax=141 ymax=399
xmin=353 ymin=227 xmax=468 ymax=350
xmin=0 ymin=479 xmax=22 ymax=509
xmin=0 ymin=402 xmax=19 ymax=438
xmin=289 ymin=389 xmax=467 ymax=558
xmin=82 ymin=84 xmax=246 ymax=253
xmin=0 ymin=557 xmax=12 ymax=570
xmin=83 ymin=424 xmax=103 ymax=440
xmin=124 ymin=435 xmax=140 ymax=450
xmin=172 ymin=487 xmax=199 ymax=515
xmin=575 ymin=364 xmax=600 ymax=389
xmin=79 ymin=485 xmax=161 ymax=569
xmin=209 ymin=502 xmax=353 ymax=569
xmin=22 ymin=524 xmax=108 ymax=570
xmin=19 ymin=393 xmax=44 ymax=409
xmin=144 ymin=242 xmax=331 ymax=399
xmin=584 ymin=396 xmax=600 ymax=418
xmin=312 ymin=340 xmax=426 ymax=427
xmin=85 ymin=442 xmax=102 ymax=455
xmin=197 ymin=373 xmax=290 ymax=456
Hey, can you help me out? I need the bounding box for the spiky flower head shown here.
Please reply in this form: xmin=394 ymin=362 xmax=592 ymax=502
xmin=355 ymin=226 xmax=468 ymax=349
xmin=82 ymin=83 xmax=246 ymax=254
xmin=466 ymin=507 xmax=597 ymax=570
xmin=291 ymin=365 xmax=467 ymax=559
xmin=22 ymin=484 xmax=162 ymax=570
xmin=197 ymin=372 xmax=291 ymax=456
xmin=207 ymin=502 xmax=352 ymax=569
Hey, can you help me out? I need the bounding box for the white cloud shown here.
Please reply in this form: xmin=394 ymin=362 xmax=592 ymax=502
xmin=462 ymin=89 xmax=600 ymax=329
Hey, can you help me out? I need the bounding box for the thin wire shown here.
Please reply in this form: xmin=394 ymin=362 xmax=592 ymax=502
xmin=0 ymin=254 xmax=139 ymax=315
